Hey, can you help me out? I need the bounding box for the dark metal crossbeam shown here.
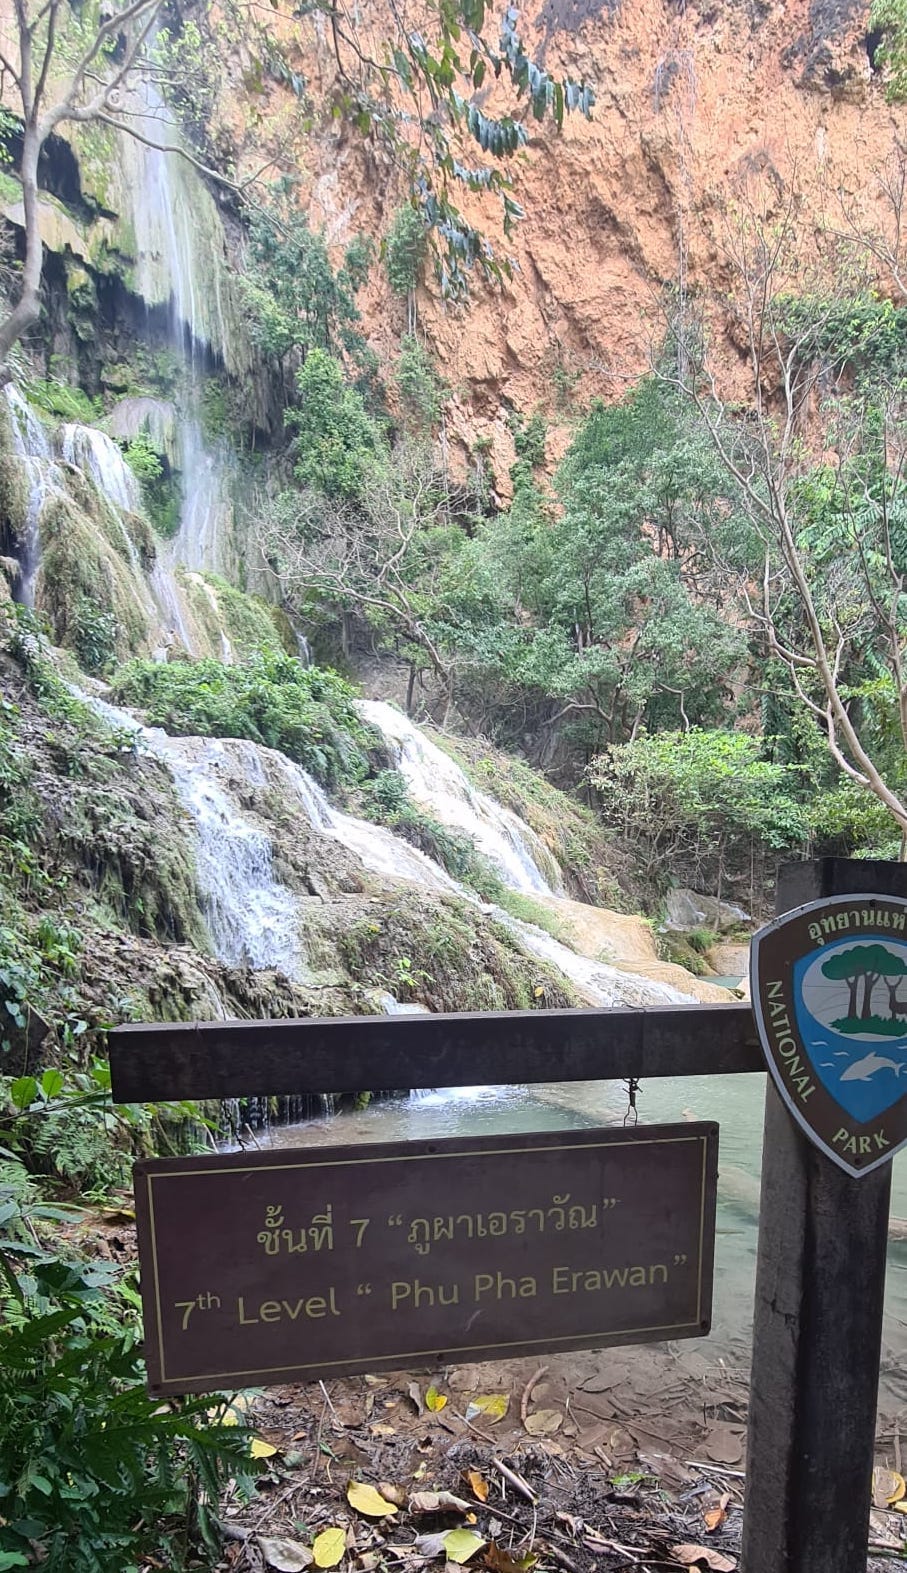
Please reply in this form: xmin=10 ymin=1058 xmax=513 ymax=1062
xmin=109 ymin=1001 xmax=761 ymax=1102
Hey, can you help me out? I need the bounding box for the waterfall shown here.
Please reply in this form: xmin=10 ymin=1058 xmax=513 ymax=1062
xmin=4 ymin=386 xmax=64 ymax=606
xmin=73 ymin=690 xmax=303 ymax=976
xmin=357 ymin=700 xmax=561 ymax=896
xmin=60 ymin=425 xmax=142 ymax=514
xmin=75 ymin=686 xmax=699 ymax=1009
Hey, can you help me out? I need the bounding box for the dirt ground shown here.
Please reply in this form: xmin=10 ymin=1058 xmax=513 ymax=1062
xmin=216 ymin=1343 xmax=907 ymax=1573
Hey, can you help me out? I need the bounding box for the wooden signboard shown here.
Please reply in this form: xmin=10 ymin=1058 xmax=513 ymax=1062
xmin=134 ymin=1123 xmax=718 ymax=1395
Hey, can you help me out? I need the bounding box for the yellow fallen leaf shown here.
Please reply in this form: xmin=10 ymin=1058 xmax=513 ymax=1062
xmin=874 ymin=1468 xmax=906 ymax=1508
xmin=442 ymin=1530 xmax=485 ymax=1564
xmin=465 ymin=1394 xmax=509 ymax=1425
xmin=467 ymin=1470 xmax=488 ymax=1502
xmin=313 ymin=1528 xmax=346 ymax=1568
xmin=347 ymin=1481 xmax=399 ymax=1518
xmin=426 ymin=1385 xmax=448 ymax=1412
xmin=250 ymin=1437 xmax=279 ymax=1459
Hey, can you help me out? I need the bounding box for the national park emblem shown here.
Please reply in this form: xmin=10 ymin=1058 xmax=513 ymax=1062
xmin=751 ymin=894 xmax=907 ymax=1177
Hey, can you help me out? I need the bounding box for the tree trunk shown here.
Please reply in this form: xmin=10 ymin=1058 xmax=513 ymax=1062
xmin=0 ymin=121 xmax=44 ymax=370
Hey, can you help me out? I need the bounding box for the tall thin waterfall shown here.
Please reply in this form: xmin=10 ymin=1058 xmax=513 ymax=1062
xmin=116 ymin=74 xmax=243 ymax=612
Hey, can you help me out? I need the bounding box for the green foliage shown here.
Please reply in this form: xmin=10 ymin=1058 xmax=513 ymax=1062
xmin=589 ymin=728 xmax=810 ymax=885
xmin=22 ymin=380 xmax=102 ymax=425
xmin=240 ymin=193 xmax=367 ymax=366
xmin=111 ymin=654 xmax=376 ymax=792
xmin=289 ymin=350 xmax=382 ymax=500
xmin=385 ymin=205 xmax=429 ymax=296
xmin=396 ymin=336 xmax=445 ymax=431
xmin=441 ymin=379 xmax=746 ymax=756
xmin=69 ymin=597 xmax=119 ymax=677
xmin=0 ymin=1078 xmax=257 ymax=1572
xmin=343 ymin=234 xmax=374 ymax=293
xmin=871 ymin=0 xmax=907 ymax=100
xmin=777 ymin=292 xmax=907 ymax=374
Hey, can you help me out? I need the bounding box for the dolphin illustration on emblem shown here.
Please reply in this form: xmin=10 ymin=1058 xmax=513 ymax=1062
xmin=751 ymin=894 xmax=907 ymax=1177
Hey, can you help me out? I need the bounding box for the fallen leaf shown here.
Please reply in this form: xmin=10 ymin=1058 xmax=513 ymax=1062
xmin=703 ymin=1425 xmax=743 ymax=1466
xmin=259 ymin=1537 xmax=314 ymax=1572
xmin=313 ymin=1529 xmax=346 ymax=1569
xmin=873 ymin=1468 xmax=906 ymax=1508
xmin=408 ymin=1381 xmax=424 ymax=1414
xmin=703 ymin=1493 xmax=730 ymax=1534
xmin=410 ymin=1491 xmax=473 ymax=1515
xmin=484 ymin=1547 xmax=537 ymax=1573
xmin=415 ymin=1534 xmax=451 ymax=1559
xmin=668 ymin=1545 xmax=736 ymax=1571
xmin=443 ymin=1530 xmax=486 ymax=1564
xmin=377 ymin=1482 xmax=408 ymax=1508
xmin=250 ymin=1437 xmax=279 ymax=1459
xmin=208 ymin=1394 xmax=252 ymax=1426
xmin=426 ymin=1386 xmax=448 ymax=1413
xmin=467 ymin=1471 xmax=489 ymax=1503
xmin=523 ymin=1409 xmax=563 ymax=1436
xmin=465 ymin=1394 xmax=509 ymax=1426
xmin=347 ymin=1482 xmax=399 ymax=1518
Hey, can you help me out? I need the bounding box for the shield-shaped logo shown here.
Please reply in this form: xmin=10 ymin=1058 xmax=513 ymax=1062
xmin=751 ymin=894 xmax=907 ymax=1177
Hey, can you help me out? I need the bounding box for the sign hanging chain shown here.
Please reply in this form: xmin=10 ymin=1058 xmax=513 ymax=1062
xmin=623 ymin=1076 xmax=640 ymax=1126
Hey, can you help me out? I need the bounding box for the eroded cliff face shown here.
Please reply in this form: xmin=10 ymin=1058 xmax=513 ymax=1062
xmin=251 ymin=0 xmax=901 ymax=491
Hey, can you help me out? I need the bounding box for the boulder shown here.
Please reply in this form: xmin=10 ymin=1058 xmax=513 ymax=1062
xmin=664 ymin=888 xmax=752 ymax=934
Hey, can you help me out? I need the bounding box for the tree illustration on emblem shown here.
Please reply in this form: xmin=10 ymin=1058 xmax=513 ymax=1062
xmin=821 ymin=945 xmax=907 ymax=1032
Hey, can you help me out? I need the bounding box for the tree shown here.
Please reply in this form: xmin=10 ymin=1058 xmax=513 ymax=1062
xmin=259 ymin=437 xmax=462 ymax=710
xmin=239 ymin=190 xmax=367 ymax=374
xmin=0 ymin=0 xmax=166 ymax=369
xmin=821 ymin=943 xmax=907 ymax=1021
xmin=287 ymin=349 xmax=381 ymax=501
xmin=664 ymin=171 xmax=907 ymax=853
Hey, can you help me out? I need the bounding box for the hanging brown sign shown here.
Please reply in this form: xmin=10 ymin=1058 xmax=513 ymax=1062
xmin=134 ymin=1124 xmax=718 ymax=1395
xmin=751 ymin=893 xmax=907 ymax=1177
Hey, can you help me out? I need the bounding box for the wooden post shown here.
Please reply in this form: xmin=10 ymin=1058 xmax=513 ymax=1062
xmin=741 ymin=858 xmax=902 ymax=1573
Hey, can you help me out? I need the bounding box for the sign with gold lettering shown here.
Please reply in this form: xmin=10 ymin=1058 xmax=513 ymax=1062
xmin=752 ymin=894 xmax=907 ymax=1177
xmin=134 ymin=1125 xmax=718 ymax=1395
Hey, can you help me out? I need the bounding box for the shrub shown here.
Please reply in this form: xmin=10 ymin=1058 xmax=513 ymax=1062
xmin=111 ymin=653 xmax=377 ymax=791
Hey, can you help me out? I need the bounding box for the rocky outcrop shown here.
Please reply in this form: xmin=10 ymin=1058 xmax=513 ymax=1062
xmin=250 ymin=0 xmax=895 ymax=491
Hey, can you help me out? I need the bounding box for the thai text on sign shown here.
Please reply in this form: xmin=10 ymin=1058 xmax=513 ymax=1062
xmin=134 ymin=1124 xmax=718 ymax=1394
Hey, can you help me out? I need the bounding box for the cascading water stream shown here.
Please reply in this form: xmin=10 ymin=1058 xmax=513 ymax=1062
xmin=358 ymin=700 xmax=561 ymax=896
xmin=4 ymin=386 xmax=64 ymax=606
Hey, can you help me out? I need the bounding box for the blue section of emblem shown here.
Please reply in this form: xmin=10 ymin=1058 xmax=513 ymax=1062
xmin=792 ymin=938 xmax=907 ymax=1123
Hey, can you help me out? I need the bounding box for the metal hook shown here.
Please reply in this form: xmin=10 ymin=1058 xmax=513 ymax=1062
xmin=623 ymin=1076 xmax=640 ymax=1127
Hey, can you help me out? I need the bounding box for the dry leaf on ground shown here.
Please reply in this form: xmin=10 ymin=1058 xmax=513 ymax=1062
xmin=415 ymin=1533 xmax=452 ymax=1558
xmin=467 ymin=1470 xmax=489 ymax=1502
xmin=484 ymin=1546 xmax=537 ymax=1573
xmin=703 ymin=1493 xmax=730 ymax=1533
xmin=347 ymin=1482 xmax=399 ymax=1518
xmin=668 ymin=1544 xmax=736 ymax=1571
xmin=312 ymin=1528 xmax=347 ymax=1569
xmin=443 ymin=1530 xmax=486 ymax=1564
xmin=377 ymin=1482 xmax=408 ymax=1507
xmin=410 ymin=1491 xmax=473 ymax=1515
xmin=259 ymin=1537 xmax=314 ymax=1571
xmin=874 ymin=1468 xmax=906 ymax=1508
xmin=703 ymin=1425 xmax=743 ymax=1466
xmin=465 ymin=1394 xmax=509 ymax=1425
xmin=523 ymin=1409 xmax=563 ymax=1436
